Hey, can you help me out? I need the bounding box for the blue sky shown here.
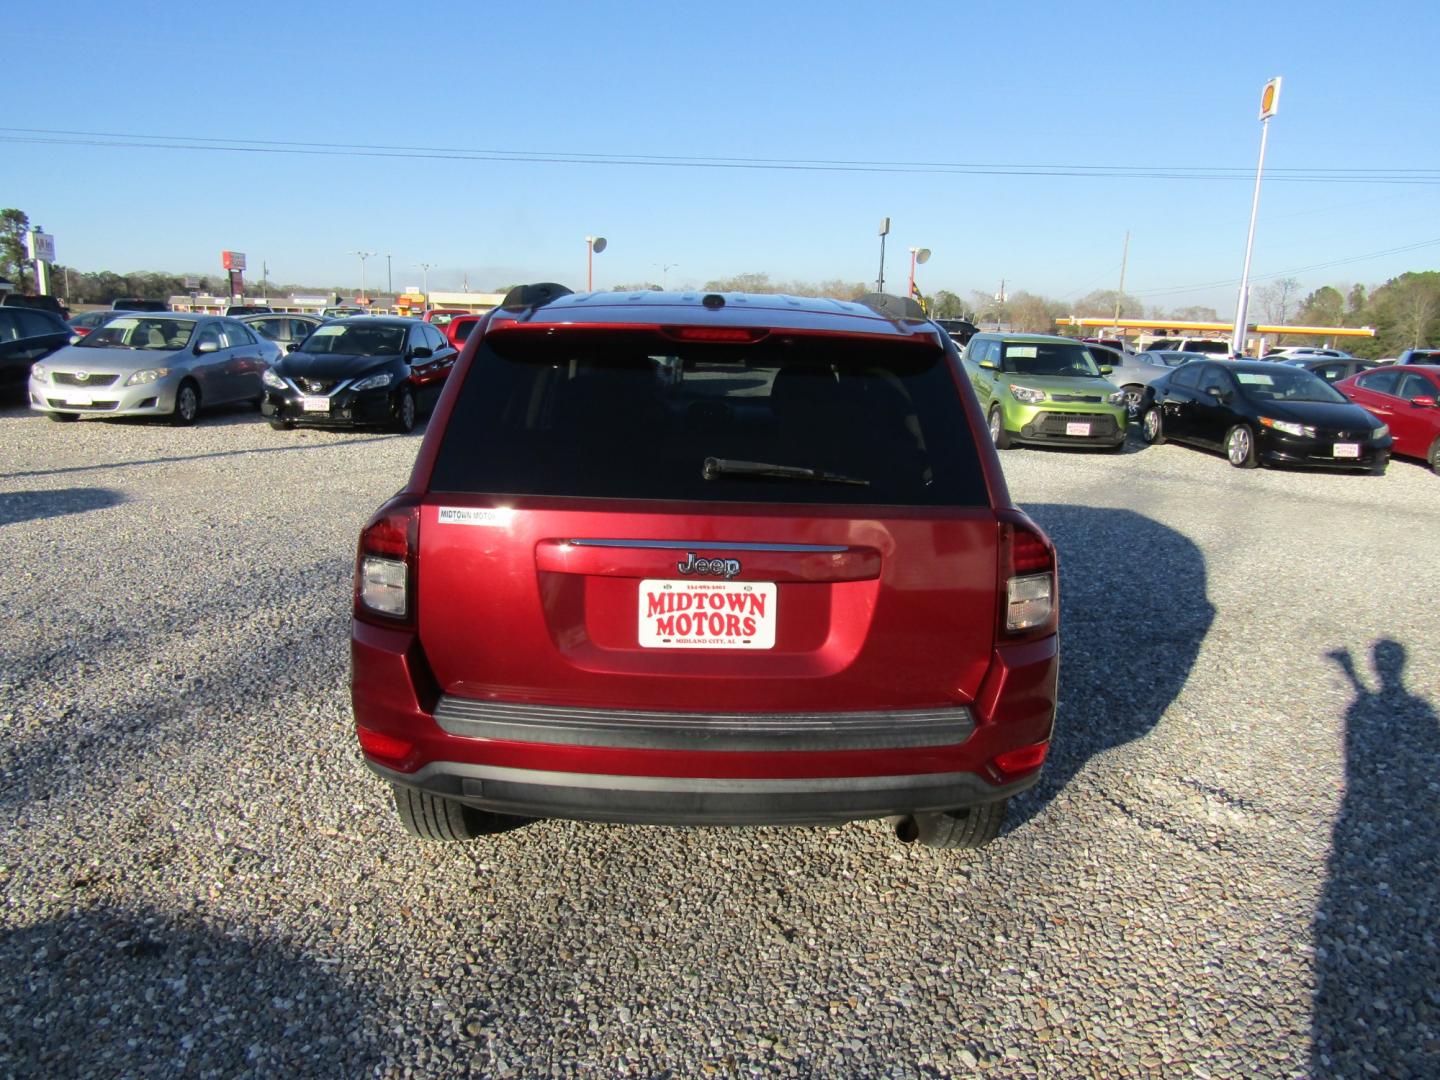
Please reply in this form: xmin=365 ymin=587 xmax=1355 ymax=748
xmin=4 ymin=0 xmax=1438 ymax=315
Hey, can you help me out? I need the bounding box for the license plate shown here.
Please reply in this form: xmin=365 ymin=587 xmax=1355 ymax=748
xmin=68 ymin=395 xmax=92 ymax=406
xmin=301 ymin=396 xmax=331 ymax=412
xmin=1333 ymin=442 xmax=1360 ymax=458
xmin=638 ymin=579 xmax=777 ymax=649
xmin=1065 ymin=421 xmax=1091 ymax=436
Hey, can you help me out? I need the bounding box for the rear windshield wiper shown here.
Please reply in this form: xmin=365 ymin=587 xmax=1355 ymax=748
xmin=702 ymin=457 xmax=869 ymax=487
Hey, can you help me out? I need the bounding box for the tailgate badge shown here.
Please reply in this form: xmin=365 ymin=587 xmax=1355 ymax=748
xmin=677 ymin=553 xmax=741 ymax=579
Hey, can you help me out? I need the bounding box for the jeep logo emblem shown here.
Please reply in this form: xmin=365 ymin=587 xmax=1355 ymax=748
xmin=677 ymin=552 xmax=741 ymax=579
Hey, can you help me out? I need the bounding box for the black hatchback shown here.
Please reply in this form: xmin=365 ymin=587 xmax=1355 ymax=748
xmin=259 ymin=316 xmax=456 ymax=432
xmin=1140 ymin=359 xmax=1392 ymax=471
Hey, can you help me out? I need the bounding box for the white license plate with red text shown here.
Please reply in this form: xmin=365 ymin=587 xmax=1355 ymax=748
xmin=1065 ymin=421 xmax=1092 ymax=436
xmin=1333 ymin=443 xmax=1360 ymax=458
xmin=301 ymin=396 xmax=331 ymax=412
xmin=638 ymin=580 xmax=777 ymax=649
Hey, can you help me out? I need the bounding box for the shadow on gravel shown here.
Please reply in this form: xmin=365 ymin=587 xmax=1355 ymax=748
xmin=1 ymin=434 xmax=400 ymax=480
xmin=1009 ymin=503 xmax=1214 ymax=829
xmin=0 ymin=486 xmax=126 ymax=526
xmin=1311 ymin=641 xmax=1439 ymax=1078
xmin=0 ymin=906 xmax=380 ymax=1076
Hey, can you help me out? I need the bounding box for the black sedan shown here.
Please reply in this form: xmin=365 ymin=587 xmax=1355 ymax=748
xmin=1277 ymin=356 xmax=1376 ymax=384
xmin=1139 ymin=359 xmax=1392 ymax=471
xmin=260 ymin=316 xmax=456 ymax=432
xmin=0 ymin=307 xmax=72 ymax=397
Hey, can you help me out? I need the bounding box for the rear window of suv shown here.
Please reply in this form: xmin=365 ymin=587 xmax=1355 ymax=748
xmin=430 ymin=329 xmax=989 ymax=506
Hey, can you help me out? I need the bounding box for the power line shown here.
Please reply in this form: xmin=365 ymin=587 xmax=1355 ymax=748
xmin=3 ymin=126 xmax=1440 ymax=185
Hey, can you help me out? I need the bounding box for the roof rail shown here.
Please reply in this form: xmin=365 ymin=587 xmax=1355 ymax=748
xmin=501 ymin=282 xmax=573 ymax=311
xmin=853 ymin=292 xmax=927 ymax=321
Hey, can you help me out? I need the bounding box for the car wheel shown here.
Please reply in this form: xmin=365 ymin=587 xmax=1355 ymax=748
xmin=988 ymin=406 xmax=1012 ymax=450
xmin=46 ymin=411 xmax=79 ymax=423
xmin=1225 ymin=424 xmax=1259 ymax=468
xmin=1122 ymin=385 xmax=1145 ymax=421
xmin=390 ymin=783 xmax=530 ymax=841
xmin=170 ymin=380 xmax=201 ymax=427
xmin=1429 ymin=437 xmax=1440 ymax=475
xmin=1141 ymin=406 xmax=1165 ymax=444
xmin=391 ymin=386 xmax=416 ymax=434
xmin=897 ymin=799 xmax=1008 ymax=850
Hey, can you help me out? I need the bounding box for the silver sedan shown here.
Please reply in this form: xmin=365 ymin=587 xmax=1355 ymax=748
xmin=28 ymin=312 xmax=282 ymax=425
xmin=1086 ymin=344 xmax=1191 ymax=419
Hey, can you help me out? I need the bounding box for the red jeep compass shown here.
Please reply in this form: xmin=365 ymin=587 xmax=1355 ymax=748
xmin=351 ymin=286 xmax=1058 ymax=850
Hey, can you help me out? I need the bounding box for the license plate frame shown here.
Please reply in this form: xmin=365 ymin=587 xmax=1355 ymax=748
xmin=1333 ymin=442 xmax=1360 ymax=459
xmin=300 ymin=395 xmax=331 ymax=413
xmin=638 ymin=579 xmax=777 ymax=650
xmin=1065 ymin=421 xmax=1092 ymax=436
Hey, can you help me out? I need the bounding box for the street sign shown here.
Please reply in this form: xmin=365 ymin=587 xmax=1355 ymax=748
xmin=878 ymin=217 xmax=891 ymax=236
xmin=222 ymin=250 xmax=247 ymax=271
xmin=26 ymin=231 xmax=55 ymax=263
xmin=1259 ymin=77 xmax=1282 ymax=120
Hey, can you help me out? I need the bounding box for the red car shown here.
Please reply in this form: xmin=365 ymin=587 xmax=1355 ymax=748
xmin=1335 ymin=365 xmax=1440 ymax=473
xmin=422 ymin=308 xmax=468 ymax=329
xmin=351 ymin=286 xmax=1059 ymax=851
xmin=443 ymin=313 xmax=482 ymax=352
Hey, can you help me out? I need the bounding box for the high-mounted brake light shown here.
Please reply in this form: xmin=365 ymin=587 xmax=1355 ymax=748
xmin=662 ymin=326 xmax=769 ymax=343
xmin=355 ymin=499 xmax=420 ymax=623
xmin=997 ymin=514 xmax=1057 ymax=638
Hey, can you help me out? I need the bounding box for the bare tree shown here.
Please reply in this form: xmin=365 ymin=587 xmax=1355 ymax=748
xmin=1255 ymin=277 xmax=1301 ymax=325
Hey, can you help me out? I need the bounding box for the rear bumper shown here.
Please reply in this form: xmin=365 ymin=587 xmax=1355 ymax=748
xmin=368 ymin=757 xmax=1038 ymax=826
xmin=351 ymin=621 xmax=1058 ymax=827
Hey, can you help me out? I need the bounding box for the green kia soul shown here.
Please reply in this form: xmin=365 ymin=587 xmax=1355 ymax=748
xmin=962 ymin=333 xmax=1129 ymax=450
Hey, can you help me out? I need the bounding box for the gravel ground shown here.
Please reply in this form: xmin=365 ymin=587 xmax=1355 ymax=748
xmin=0 ymin=401 xmax=1436 ymax=1078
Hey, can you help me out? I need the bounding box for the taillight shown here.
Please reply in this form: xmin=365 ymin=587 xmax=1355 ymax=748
xmin=661 ymin=326 xmax=769 ymax=343
xmin=356 ymin=497 xmax=420 ymax=624
xmin=997 ymin=512 xmax=1057 ymax=639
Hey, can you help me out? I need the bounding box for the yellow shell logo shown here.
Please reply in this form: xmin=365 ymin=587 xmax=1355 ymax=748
xmin=1261 ymin=84 xmax=1276 ymax=112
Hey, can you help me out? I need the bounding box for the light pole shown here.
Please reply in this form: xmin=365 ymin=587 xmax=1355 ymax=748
xmin=656 ymin=263 xmax=679 ymax=289
xmin=585 ymin=236 xmax=607 ymax=291
xmin=876 ymin=217 xmax=890 ymax=293
xmin=415 ymin=262 xmax=433 ymax=303
xmin=350 ymin=250 xmax=376 ymax=303
xmin=386 ymin=253 xmax=393 ymax=296
xmin=1231 ymin=77 xmax=1282 ymax=356
xmin=907 ymin=246 xmax=931 ymax=302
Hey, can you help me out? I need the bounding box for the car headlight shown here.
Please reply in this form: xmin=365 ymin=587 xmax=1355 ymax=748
xmin=125 ymin=367 xmax=170 ymax=386
xmin=1008 ymin=384 xmax=1046 ymax=404
xmin=351 ymin=372 xmax=394 ymax=391
xmin=31 ymin=363 xmax=50 ymax=383
xmin=1107 ymin=390 xmax=1127 ymax=405
xmin=261 ymin=368 xmax=288 ymax=390
xmin=1259 ymin=417 xmax=1306 ymax=437
xmin=1372 ymin=424 xmax=1389 ymax=440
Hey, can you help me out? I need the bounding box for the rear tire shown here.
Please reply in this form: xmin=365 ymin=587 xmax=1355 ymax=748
xmin=1225 ymin=424 xmax=1259 ymax=468
xmin=47 ymin=411 xmax=79 ymax=423
xmin=391 ymin=386 xmax=416 ymax=434
xmin=390 ymin=783 xmax=530 ymax=841
xmin=901 ymin=799 xmax=1008 ymax=850
xmin=988 ymin=406 xmax=1012 ymax=450
xmin=1429 ymin=437 xmax=1440 ymax=475
xmin=170 ymin=380 xmax=200 ymax=427
xmin=1141 ymin=406 xmax=1165 ymax=444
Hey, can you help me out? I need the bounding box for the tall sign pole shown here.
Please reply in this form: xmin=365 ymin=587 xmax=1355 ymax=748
xmin=1231 ymin=77 xmax=1282 ymax=356
xmin=876 ymin=217 xmax=890 ymax=293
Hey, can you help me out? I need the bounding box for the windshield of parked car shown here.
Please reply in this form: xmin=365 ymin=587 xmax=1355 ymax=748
xmin=299 ymin=323 xmax=405 ymax=356
xmin=1001 ymin=342 xmax=1102 ymax=377
xmin=1234 ymin=368 xmax=1348 ymax=404
xmin=77 ymin=317 xmax=194 ymax=350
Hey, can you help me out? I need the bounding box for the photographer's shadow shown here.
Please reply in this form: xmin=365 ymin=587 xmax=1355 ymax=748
xmin=1312 ymin=640 xmax=1439 ymax=1077
xmin=1010 ymin=503 xmax=1215 ymax=827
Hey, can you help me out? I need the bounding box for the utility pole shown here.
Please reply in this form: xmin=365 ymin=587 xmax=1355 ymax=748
xmin=1113 ymin=230 xmax=1130 ymax=330
xmin=876 ymin=217 xmax=890 ymax=293
xmin=261 ymin=260 xmax=269 ymax=298
xmin=386 ymin=252 xmax=393 ymax=296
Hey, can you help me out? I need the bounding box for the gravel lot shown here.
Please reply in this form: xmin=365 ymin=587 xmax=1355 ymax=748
xmin=1 ymin=401 xmax=1436 ymax=1078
